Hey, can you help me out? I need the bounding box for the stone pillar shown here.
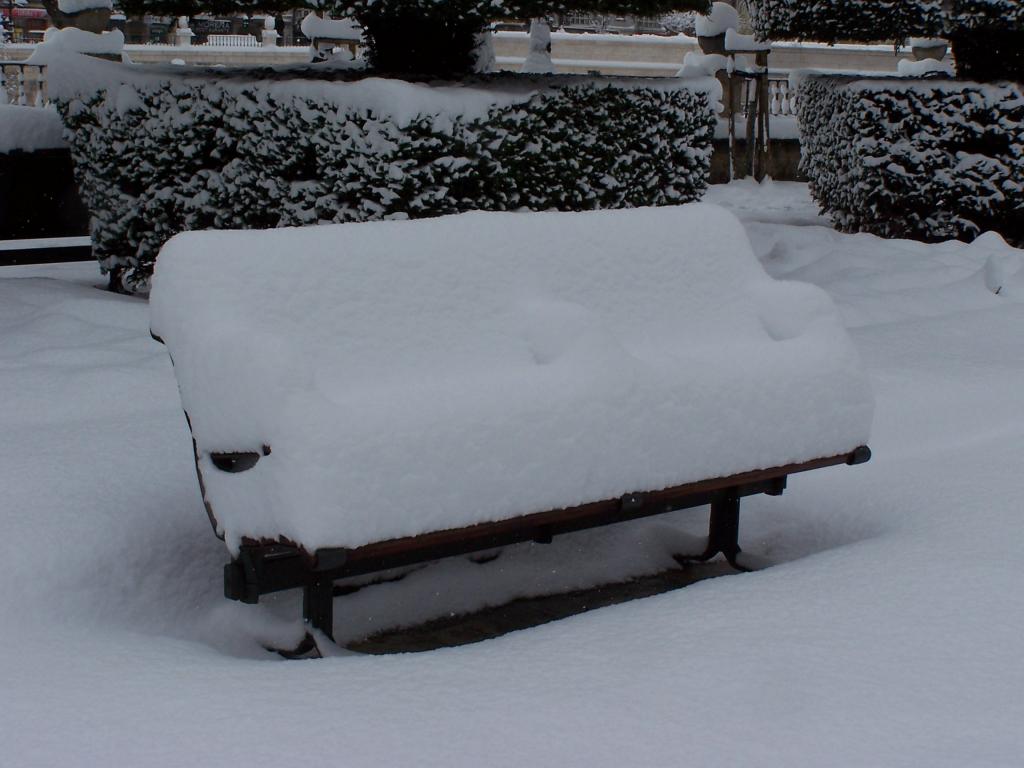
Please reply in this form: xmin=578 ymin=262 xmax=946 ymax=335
xmin=175 ymin=17 xmax=194 ymax=47
xmin=261 ymin=16 xmax=279 ymax=48
xmin=521 ymin=18 xmax=553 ymax=74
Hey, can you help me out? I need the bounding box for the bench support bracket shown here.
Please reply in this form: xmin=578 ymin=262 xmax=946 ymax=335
xmin=673 ymin=489 xmax=752 ymax=572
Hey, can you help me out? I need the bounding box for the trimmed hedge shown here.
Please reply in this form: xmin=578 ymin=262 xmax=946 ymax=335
xmin=750 ymin=0 xmax=1024 ymax=42
xmin=797 ymin=75 xmax=1024 ymax=246
xmin=56 ymin=73 xmax=715 ymax=292
xmin=751 ymin=0 xmax=942 ymax=44
xmin=750 ymin=0 xmax=1024 ymax=80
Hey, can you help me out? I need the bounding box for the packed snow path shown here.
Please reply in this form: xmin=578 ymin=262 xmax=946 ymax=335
xmin=2 ymin=182 xmax=1023 ymax=766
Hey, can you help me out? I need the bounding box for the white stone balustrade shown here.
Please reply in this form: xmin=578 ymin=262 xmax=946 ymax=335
xmin=206 ymin=34 xmax=260 ymax=47
xmin=0 ymin=63 xmax=46 ymax=107
xmin=768 ymin=78 xmax=798 ymax=116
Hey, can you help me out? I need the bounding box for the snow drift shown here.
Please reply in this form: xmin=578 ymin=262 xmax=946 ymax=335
xmin=26 ymin=27 xmax=124 ymax=64
xmin=5 ymin=183 xmax=1024 ymax=767
xmin=150 ymin=205 xmax=873 ymax=552
xmin=0 ymin=105 xmax=67 ymax=153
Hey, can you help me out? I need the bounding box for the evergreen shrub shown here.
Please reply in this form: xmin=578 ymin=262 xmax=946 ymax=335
xmin=797 ymin=75 xmax=1024 ymax=246
xmin=55 ymin=73 xmax=716 ymax=291
xmin=750 ymin=0 xmax=1024 ymax=81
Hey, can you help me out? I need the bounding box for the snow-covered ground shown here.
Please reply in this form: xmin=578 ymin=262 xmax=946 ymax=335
xmin=2 ymin=182 xmax=1023 ymax=766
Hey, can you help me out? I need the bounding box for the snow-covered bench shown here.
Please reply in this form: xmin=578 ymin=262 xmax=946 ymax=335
xmin=150 ymin=205 xmax=872 ymax=652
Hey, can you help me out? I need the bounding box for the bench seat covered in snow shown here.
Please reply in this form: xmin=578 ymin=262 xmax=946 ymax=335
xmin=150 ymin=204 xmax=873 ymax=644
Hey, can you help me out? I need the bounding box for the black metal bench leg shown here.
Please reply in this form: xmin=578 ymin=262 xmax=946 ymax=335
xmin=269 ymin=579 xmax=336 ymax=659
xmin=708 ymin=491 xmax=742 ymax=567
xmin=673 ymin=489 xmax=757 ymax=572
xmin=304 ymin=577 xmax=335 ymax=641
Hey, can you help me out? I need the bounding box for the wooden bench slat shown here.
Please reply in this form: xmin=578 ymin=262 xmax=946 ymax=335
xmin=333 ymin=448 xmax=866 ymax=569
xmin=226 ymin=446 xmax=870 ymax=606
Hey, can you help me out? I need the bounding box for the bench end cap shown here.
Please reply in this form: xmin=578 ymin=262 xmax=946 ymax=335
xmin=847 ymin=445 xmax=872 ymax=465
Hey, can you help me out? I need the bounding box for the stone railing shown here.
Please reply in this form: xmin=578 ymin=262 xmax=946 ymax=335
xmin=0 ymin=63 xmax=47 ymax=106
xmin=0 ymin=35 xmax=918 ymax=118
xmin=768 ymin=76 xmax=797 ymax=116
xmin=205 ymin=34 xmax=260 ymax=47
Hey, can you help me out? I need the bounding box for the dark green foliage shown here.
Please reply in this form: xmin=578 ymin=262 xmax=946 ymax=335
xmin=490 ymin=85 xmax=714 ymax=209
xmin=946 ymin=24 xmax=1024 ymax=81
xmin=750 ymin=0 xmax=1024 ymax=42
xmin=750 ymin=0 xmax=1024 ymax=80
xmin=352 ymin=0 xmax=497 ymax=74
xmin=56 ymin=75 xmax=715 ymax=291
xmin=797 ymin=75 xmax=1024 ymax=245
xmin=750 ymin=0 xmax=943 ymax=44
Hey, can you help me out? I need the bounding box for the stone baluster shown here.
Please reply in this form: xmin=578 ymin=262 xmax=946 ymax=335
xmin=175 ymin=16 xmax=194 ymax=47
xmin=769 ymin=81 xmax=781 ymax=115
xmin=262 ymin=16 xmax=279 ymax=48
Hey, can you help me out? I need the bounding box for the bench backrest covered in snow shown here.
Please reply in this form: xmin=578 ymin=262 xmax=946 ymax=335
xmin=150 ymin=205 xmax=873 ymax=645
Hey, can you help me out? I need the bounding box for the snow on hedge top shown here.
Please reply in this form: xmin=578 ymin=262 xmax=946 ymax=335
xmin=801 ymin=71 xmax=1017 ymax=98
xmin=0 ymin=106 xmax=67 ymax=153
xmin=43 ymin=49 xmax=718 ymax=131
xmin=299 ymin=13 xmax=360 ymax=41
xmin=695 ymin=2 xmax=740 ymax=36
xmin=150 ymin=205 xmax=873 ymax=552
xmin=57 ymin=0 xmax=112 ymax=12
xmin=897 ymin=57 xmax=954 ymax=77
xmin=26 ymin=28 xmax=123 ymax=65
xmin=725 ymin=29 xmax=770 ymax=52
xmin=909 ymin=37 xmax=946 ymax=48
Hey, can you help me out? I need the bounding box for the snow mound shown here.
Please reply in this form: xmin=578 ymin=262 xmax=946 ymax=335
xmin=909 ymin=37 xmax=945 ymax=48
xmin=150 ymin=206 xmax=873 ymax=552
xmin=725 ymin=29 xmax=770 ymax=52
xmin=0 ymin=105 xmax=67 ymax=153
xmin=521 ymin=18 xmax=553 ymax=74
xmin=678 ymin=50 xmax=730 ymax=77
xmin=695 ymin=2 xmax=740 ymax=37
xmin=299 ymin=13 xmax=360 ymax=41
xmin=57 ymin=0 xmax=112 ymax=12
xmin=26 ymin=27 xmax=124 ymax=64
xmin=897 ymin=57 xmax=954 ymax=77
